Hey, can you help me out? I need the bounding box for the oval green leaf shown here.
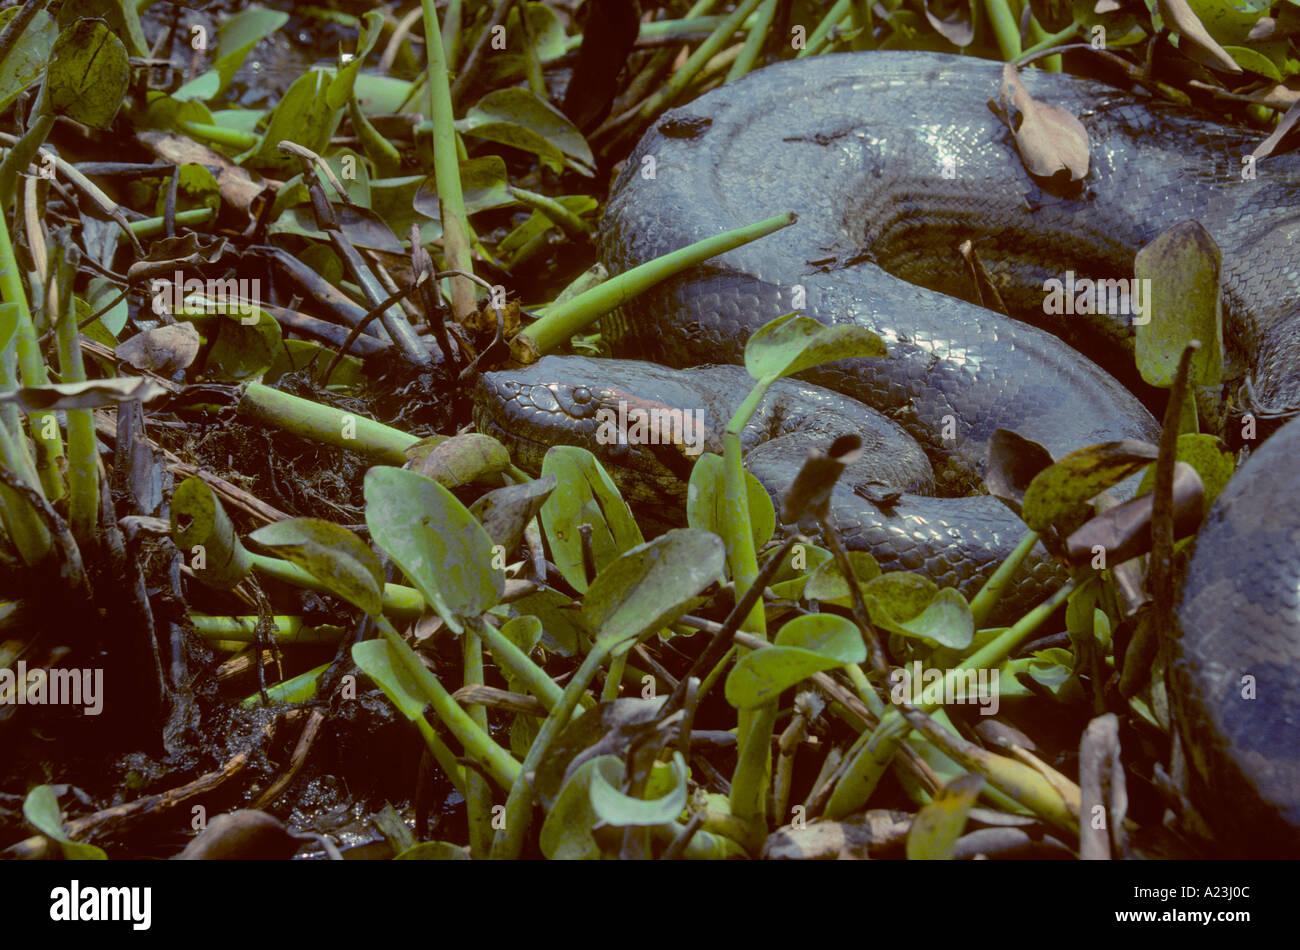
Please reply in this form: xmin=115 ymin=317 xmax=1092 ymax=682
xmin=249 ymin=517 xmax=383 ymax=617
xmin=364 ymin=467 xmax=504 ymax=633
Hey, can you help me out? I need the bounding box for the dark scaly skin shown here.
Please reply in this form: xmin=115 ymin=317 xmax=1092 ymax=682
xmin=1172 ymin=416 xmax=1300 ymax=856
xmin=475 ymin=356 xmax=1070 ymax=621
xmin=487 ymin=52 xmax=1300 ymax=852
xmin=473 ymin=355 xmax=934 ymax=498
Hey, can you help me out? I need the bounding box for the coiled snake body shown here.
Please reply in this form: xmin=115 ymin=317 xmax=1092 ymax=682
xmin=476 ymin=52 xmax=1300 ymax=855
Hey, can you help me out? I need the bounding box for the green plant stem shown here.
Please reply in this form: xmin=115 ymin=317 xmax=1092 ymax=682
xmin=510 ymin=187 xmax=591 ymax=237
xmin=0 ymin=113 xmax=53 ymax=216
xmin=603 ymin=649 xmax=628 ymax=700
xmin=421 ymin=0 xmax=475 ymax=320
xmin=491 ymin=642 xmax=609 ymax=859
xmin=634 ymin=0 xmax=767 ymax=124
xmin=51 ymin=268 xmax=96 ymax=542
xmin=471 ymin=617 xmax=566 ymax=710
xmin=825 ymin=579 xmax=1074 ymax=818
xmin=190 ymin=613 xmax=346 ymax=644
xmin=0 ymin=197 xmax=61 ymax=501
xmin=118 ymin=208 xmax=214 ymax=239
xmin=519 ymin=212 xmax=794 ymax=356
xmin=249 ymin=552 xmax=425 ymax=617
xmin=176 ymin=120 xmax=258 ymax=150
xmin=968 ymin=530 xmax=1040 ymax=629
xmin=1019 ymin=20 xmax=1079 ymax=61
xmin=1025 ymin=14 xmax=1062 ymax=71
xmin=726 ymin=0 xmax=778 ymax=81
xmin=238 ymin=381 xmax=417 ymax=463
xmin=561 ymin=15 xmax=734 ymax=55
xmin=983 ymin=0 xmax=1022 ymax=60
xmin=796 ymin=0 xmax=852 ymax=57
xmin=0 ymin=422 xmax=51 ymax=564
xmin=377 ymin=615 xmax=520 ymax=788
xmin=462 ymin=622 xmax=493 ymax=858
xmin=722 ymin=380 xmax=774 ymax=846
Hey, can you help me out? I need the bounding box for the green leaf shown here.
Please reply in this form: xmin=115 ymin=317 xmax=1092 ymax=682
xmin=414 ymin=156 xmax=517 ymax=227
xmin=1134 ymin=220 xmax=1225 ymax=389
xmin=906 ymin=773 xmax=985 ymax=860
xmin=460 ymin=87 xmax=595 ymax=175
xmin=498 ymin=196 xmax=598 ymax=267
xmin=589 ymin=752 xmax=689 ymax=827
xmin=803 ymin=550 xmax=881 ymax=605
xmin=23 ymin=785 xmax=106 ymax=860
xmin=85 ymin=277 xmax=128 ymax=336
xmin=686 ymin=453 xmax=774 ymax=552
xmin=46 ymin=18 xmax=129 ymax=129
xmin=364 ymin=467 xmax=504 ymax=633
xmin=1021 ymin=440 xmax=1157 ymax=533
xmin=1136 ymin=432 xmax=1234 ymax=508
xmin=265 ymin=340 xmax=364 ymax=389
xmin=239 ymin=662 xmax=328 ymax=707
xmin=768 ymin=543 xmax=833 ymax=600
xmin=510 ymin=590 xmax=588 ymax=656
xmin=173 ymin=6 xmax=289 ymax=101
xmin=744 ymin=313 xmax=887 ymax=384
xmin=1027 ymin=647 xmax=1076 ymax=695
xmin=179 ymin=305 xmax=282 ymax=382
xmin=540 ymin=757 xmax=606 ymax=859
xmin=495 ymin=615 xmax=543 ymax=696
xmin=58 ymin=0 xmax=147 ymax=56
xmin=412 ymin=432 xmax=512 ymax=488
xmin=582 ymin=528 xmax=724 ymax=652
xmin=863 ymin=579 xmax=974 ymax=650
xmin=395 ymin=841 xmax=471 ymax=860
xmin=245 ymin=70 xmax=339 ymax=172
xmin=0 ymin=6 xmax=56 ymax=114
xmin=249 ymin=518 xmax=383 ymax=617
xmin=725 ymin=613 xmax=866 ymax=708
xmin=540 ymin=446 xmax=643 ymax=593
xmin=352 ymin=638 xmax=428 ymax=721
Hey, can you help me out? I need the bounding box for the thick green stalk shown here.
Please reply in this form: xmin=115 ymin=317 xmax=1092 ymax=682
xmin=462 ymin=623 xmax=493 ymax=858
xmin=52 ymin=272 xmax=96 ymax=542
xmin=0 ymin=201 xmax=61 ymax=500
xmin=519 ymin=213 xmax=794 ymax=356
xmin=238 ymin=381 xmax=417 ymax=462
xmin=249 ymin=552 xmax=425 ymax=617
xmin=727 ymin=0 xmax=778 ymax=81
xmin=722 ymin=380 xmax=773 ymax=845
xmin=421 ymin=0 xmax=475 ymax=320
xmin=968 ymin=530 xmax=1040 ymax=629
xmin=983 ymin=0 xmax=1022 ymax=60
xmin=491 ymin=643 xmax=609 ymax=859
xmin=471 ymin=617 xmax=564 ymax=710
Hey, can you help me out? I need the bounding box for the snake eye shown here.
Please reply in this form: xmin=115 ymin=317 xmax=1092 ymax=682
xmin=564 ymin=385 xmax=598 ymax=418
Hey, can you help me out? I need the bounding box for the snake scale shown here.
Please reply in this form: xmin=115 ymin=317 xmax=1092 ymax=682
xmin=475 ymin=52 xmax=1300 ymax=855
